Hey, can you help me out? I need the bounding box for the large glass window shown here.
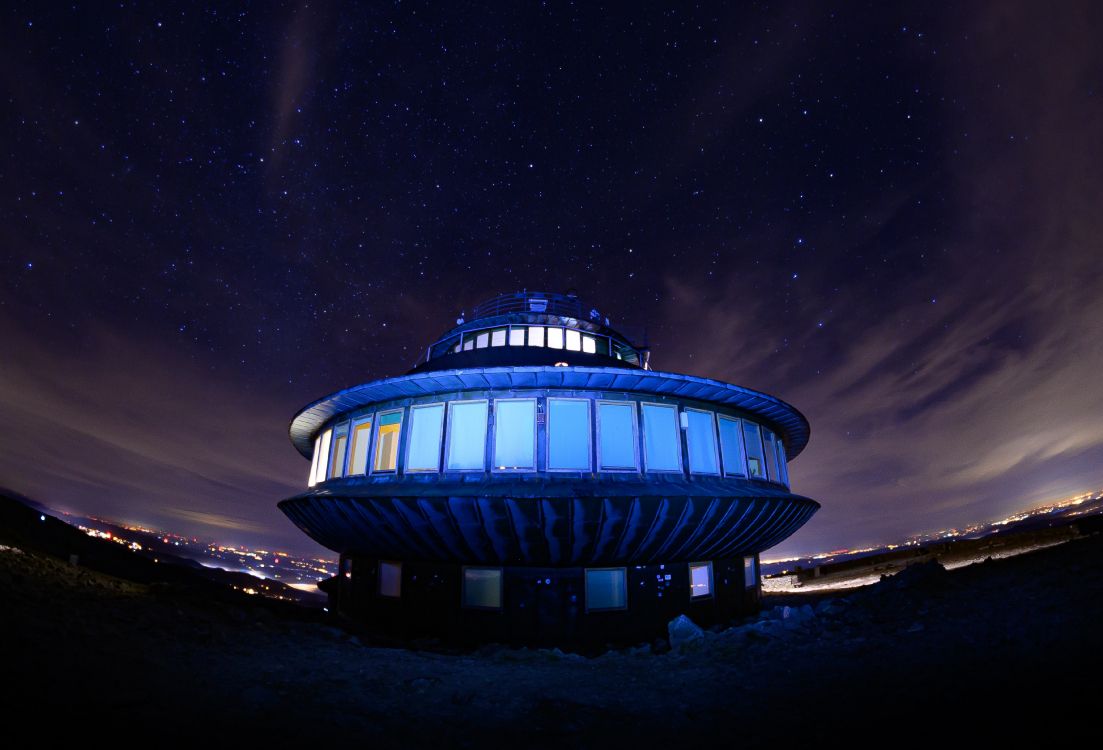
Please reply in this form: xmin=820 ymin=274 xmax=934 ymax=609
xmin=546 ymin=327 xmax=564 ymax=349
xmin=744 ymin=557 xmax=757 ymax=588
xmin=446 ymin=400 xmax=488 ymax=471
xmin=527 ymin=326 xmax=545 ymax=347
xmin=348 ymin=416 xmax=373 ymax=476
xmin=763 ymin=430 xmax=780 ymax=483
xmin=328 ymin=424 xmax=349 ymax=479
xmin=313 ymin=428 xmax=333 ymax=485
xmin=775 ymin=438 xmax=790 ymax=486
xmin=718 ymin=416 xmax=746 ymax=477
xmin=379 ymin=560 xmax=401 ymax=598
xmin=742 ymin=421 xmax=766 ymax=479
xmin=685 ymin=409 xmax=720 ymax=475
xmin=406 ymin=404 xmax=444 ymax=472
xmin=373 ymin=410 xmax=403 ymax=473
xmin=490 ymin=328 xmax=507 ymax=347
xmin=308 ymin=435 xmax=321 ymax=487
xmin=597 ymin=401 xmax=638 ymax=470
xmin=462 ymin=567 xmax=502 ymax=609
xmin=508 ymin=327 xmax=525 ymax=346
xmin=582 ymin=335 xmax=597 ymax=354
xmin=641 ymin=403 xmax=681 ymax=472
xmin=585 ymin=568 xmax=627 ymax=611
xmin=689 ymin=562 xmax=712 ymax=598
xmin=493 ymin=399 xmax=536 ymax=470
xmin=475 ymin=331 xmax=489 ymax=349
xmin=547 ymin=398 xmax=591 ymax=471
xmin=564 ymin=329 xmax=581 ymax=351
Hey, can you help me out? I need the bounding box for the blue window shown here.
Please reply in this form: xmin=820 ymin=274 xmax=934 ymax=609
xmin=328 ymin=422 xmax=350 ymax=479
xmin=685 ymin=409 xmax=720 ymax=475
xmin=744 ymin=557 xmax=757 ymax=588
xmin=689 ymin=562 xmax=712 ymax=598
xmin=547 ymin=398 xmax=591 ymax=471
xmin=763 ymin=430 xmax=780 ymax=483
xmin=718 ymin=416 xmax=746 ymax=477
xmin=462 ymin=567 xmax=503 ymax=609
xmin=379 ymin=560 xmax=401 ymax=598
xmin=445 ymin=400 xmax=488 ymax=471
xmin=641 ymin=403 xmax=681 ymax=472
xmin=493 ymin=399 xmax=536 ymax=470
xmin=585 ymin=568 xmax=627 ymax=611
xmin=314 ymin=428 xmax=333 ymax=485
xmin=597 ymin=401 xmax=638 ymax=470
xmin=774 ymin=438 xmax=790 ymax=486
xmin=742 ymin=421 xmax=766 ymax=479
xmin=405 ymin=404 xmax=444 ymax=472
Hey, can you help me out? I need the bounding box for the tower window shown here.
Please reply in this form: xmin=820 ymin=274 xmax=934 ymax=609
xmin=597 ymin=400 xmax=638 ymax=471
xmin=585 ymin=568 xmax=627 ymax=611
xmin=527 ymin=326 xmax=545 ymax=347
xmin=546 ymin=327 xmax=564 ymax=349
xmin=347 ymin=416 xmax=374 ymax=476
xmin=508 ymin=327 xmax=525 ymax=346
xmin=445 ymin=400 xmax=488 ymax=471
xmin=742 ymin=422 xmax=766 ymax=478
xmin=718 ymin=415 xmax=746 ymax=477
xmin=462 ymin=567 xmax=503 ymax=609
xmin=379 ymin=560 xmax=402 ymax=598
xmin=641 ymin=403 xmax=682 ymax=472
xmin=328 ymin=424 xmax=349 ymax=480
xmin=372 ymin=410 xmax=403 ymax=473
xmin=405 ymin=403 xmax=445 ymax=472
xmin=564 ymin=328 xmax=581 ymax=351
xmin=492 ymin=399 xmax=537 ymax=470
xmin=547 ymin=398 xmax=591 ymax=471
xmin=313 ymin=428 xmax=333 ymax=485
xmin=744 ymin=557 xmax=757 ymax=588
xmin=689 ymin=562 xmax=713 ymax=598
xmin=685 ymin=409 xmax=720 ymax=475
xmin=763 ymin=430 xmax=781 ymax=483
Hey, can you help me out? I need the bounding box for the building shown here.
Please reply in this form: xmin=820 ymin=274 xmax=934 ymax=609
xmin=278 ymin=291 xmax=819 ymax=646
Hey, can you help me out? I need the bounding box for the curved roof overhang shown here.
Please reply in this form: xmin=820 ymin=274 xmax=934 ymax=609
xmin=289 ymin=365 xmax=811 ymax=460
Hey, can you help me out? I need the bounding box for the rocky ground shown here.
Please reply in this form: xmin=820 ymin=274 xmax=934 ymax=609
xmin=2 ymin=529 xmax=1101 ymax=745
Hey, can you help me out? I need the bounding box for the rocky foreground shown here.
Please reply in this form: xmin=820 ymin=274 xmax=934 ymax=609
xmin=3 ymin=527 xmax=1101 ymax=745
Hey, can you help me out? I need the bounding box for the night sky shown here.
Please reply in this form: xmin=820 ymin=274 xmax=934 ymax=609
xmin=3 ymin=2 xmax=1102 ymax=559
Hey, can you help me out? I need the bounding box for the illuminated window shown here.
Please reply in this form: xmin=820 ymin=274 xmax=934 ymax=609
xmin=547 ymin=398 xmax=591 ymax=471
xmin=308 ymin=435 xmax=321 ymax=487
xmin=585 ymin=568 xmax=627 ymax=611
xmin=689 ymin=562 xmax=712 ymax=598
xmin=546 ymin=327 xmax=564 ymax=349
xmin=742 ymin=422 xmax=766 ymax=478
xmin=508 ymin=327 xmax=525 ymax=346
xmin=347 ymin=416 xmax=373 ymax=476
xmin=528 ymin=326 xmax=545 ymax=347
xmin=313 ymin=428 xmax=333 ymax=485
xmin=379 ymin=560 xmax=401 ymax=598
xmin=597 ymin=401 xmax=638 ymax=470
xmin=493 ymin=399 xmax=536 ymax=470
xmin=463 ymin=338 xmax=474 ymax=351
xmin=641 ymin=403 xmax=681 ymax=472
xmin=718 ymin=416 xmax=746 ymax=477
xmin=744 ymin=557 xmax=757 ymax=588
xmin=490 ymin=328 xmax=507 ymax=347
xmin=328 ymin=424 xmax=349 ymax=479
xmin=406 ymin=403 xmax=444 ymax=472
xmin=446 ymin=400 xmax=488 ymax=470
xmin=582 ymin=335 xmax=596 ymax=354
xmin=462 ymin=567 xmax=502 ymax=609
xmin=685 ymin=409 xmax=720 ymax=475
xmin=763 ymin=430 xmax=781 ymax=483
xmin=373 ymin=410 xmax=403 ymax=473
xmin=475 ymin=332 xmax=489 ymax=349
xmin=565 ymin=328 xmax=581 ymax=351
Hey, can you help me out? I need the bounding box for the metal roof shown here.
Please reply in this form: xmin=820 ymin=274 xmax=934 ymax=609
xmin=288 ymin=365 xmax=811 ymax=460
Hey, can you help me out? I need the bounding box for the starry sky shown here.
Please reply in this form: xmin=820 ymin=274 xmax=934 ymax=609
xmin=2 ymin=1 xmax=1102 ymax=559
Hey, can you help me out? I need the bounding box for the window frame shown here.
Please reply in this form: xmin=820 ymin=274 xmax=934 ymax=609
xmin=742 ymin=420 xmax=767 ymax=479
xmin=775 ymin=438 xmax=790 ymax=486
xmin=313 ymin=428 xmax=333 ymax=486
xmin=346 ymin=413 xmax=375 ymax=477
xmin=444 ymin=398 xmax=489 ymax=472
xmin=370 ymin=408 xmax=405 ymax=475
xmin=717 ymin=414 xmax=748 ymax=478
xmin=596 ymin=399 xmax=640 ymax=472
xmin=328 ymin=421 xmax=351 ymax=480
xmin=461 ymin=566 xmax=504 ymax=610
xmin=639 ymin=401 xmax=684 ymax=473
xmin=491 ymin=397 xmax=538 ymax=472
xmin=688 ymin=561 xmax=714 ymax=600
xmin=404 ymin=402 xmax=445 ymax=473
xmin=308 ymin=434 xmax=321 ymax=488
xmin=584 ymin=567 xmax=629 ymax=612
xmin=378 ymin=560 xmax=402 ymax=598
xmin=545 ymin=396 xmax=592 ymax=472
xmin=684 ymin=407 xmax=721 ymax=476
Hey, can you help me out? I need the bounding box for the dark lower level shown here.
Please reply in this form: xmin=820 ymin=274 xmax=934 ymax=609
xmin=324 ymin=554 xmax=761 ymax=647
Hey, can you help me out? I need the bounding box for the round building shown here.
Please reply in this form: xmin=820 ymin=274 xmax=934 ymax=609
xmin=278 ymin=291 xmax=819 ymax=646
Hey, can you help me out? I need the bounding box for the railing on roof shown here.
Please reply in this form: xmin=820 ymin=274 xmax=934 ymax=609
xmin=471 ymin=291 xmax=593 ymax=321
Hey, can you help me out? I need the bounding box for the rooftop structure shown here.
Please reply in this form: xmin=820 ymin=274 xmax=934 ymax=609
xmin=278 ymin=291 xmax=819 ymax=646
